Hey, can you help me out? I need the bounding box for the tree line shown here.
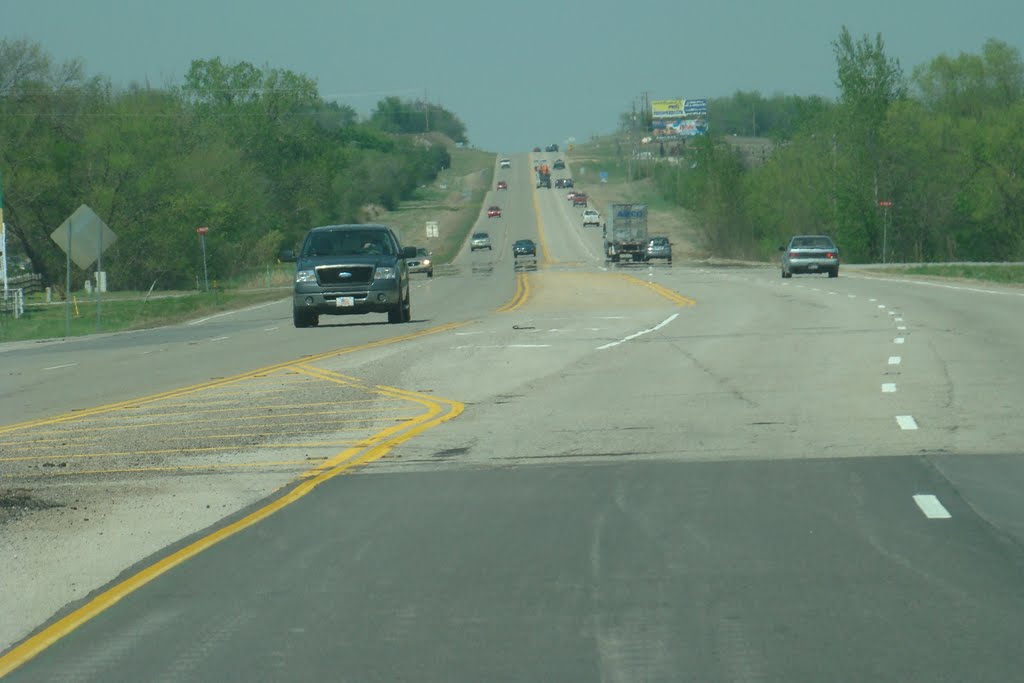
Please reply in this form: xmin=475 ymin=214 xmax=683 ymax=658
xmin=0 ymin=41 xmax=468 ymax=290
xmin=641 ymin=29 xmax=1024 ymax=263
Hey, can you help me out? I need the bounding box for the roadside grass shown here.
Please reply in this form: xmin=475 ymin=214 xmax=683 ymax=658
xmin=1 ymin=145 xmax=495 ymax=344
xmin=568 ymin=136 xmax=705 ymax=259
xmin=0 ymin=287 xmax=291 ymax=343
xmin=374 ymin=146 xmax=494 ymax=265
xmin=866 ymin=264 xmax=1024 ymax=285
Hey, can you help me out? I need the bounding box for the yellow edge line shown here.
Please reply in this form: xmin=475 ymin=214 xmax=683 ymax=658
xmin=0 ymin=375 xmax=465 ymax=676
xmin=0 ymin=321 xmax=465 ymax=437
xmin=617 ymin=274 xmax=697 ymax=307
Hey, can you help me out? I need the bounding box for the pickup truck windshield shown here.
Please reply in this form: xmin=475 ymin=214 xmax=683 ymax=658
xmin=303 ymin=231 xmax=395 ymax=257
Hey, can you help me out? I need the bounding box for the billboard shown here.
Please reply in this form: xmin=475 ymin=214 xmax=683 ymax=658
xmin=651 ymin=118 xmax=708 ymax=138
xmin=651 ymin=99 xmax=684 ymax=119
xmin=651 ymin=99 xmax=707 ymax=119
xmin=650 ymin=98 xmax=708 ymax=138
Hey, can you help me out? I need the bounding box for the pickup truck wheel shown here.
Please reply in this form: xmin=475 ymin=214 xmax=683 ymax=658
xmin=293 ymin=309 xmax=317 ymax=328
xmin=828 ymin=267 xmax=839 ymax=278
xmin=388 ymin=306 xmax=403 ymax=324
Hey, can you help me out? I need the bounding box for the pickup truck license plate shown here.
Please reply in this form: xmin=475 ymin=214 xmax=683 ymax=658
xmin=808 ymin=264 xmax=818 ymax=270
xmin=336 ymin=297 xmax=355 ymax=307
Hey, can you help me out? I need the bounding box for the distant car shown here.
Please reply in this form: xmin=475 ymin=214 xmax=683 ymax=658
xmin=563 ymin=178 xmax=574 ymax=188
xmin=553 ymin=159 xmax=566 ymax=170
xmin=546 ymin=144 xmax=559 ymax=152
xmin=499 ymin=158 xmax=512 ymax=168
xmin=407 ymin=247 xmax=434 ymax=277
xmin=496 ymin=180 xmax=508 ymax=190
xmin=567 ymin=191 xmax=577 ymax=201
xmin=532 ymin=147 xmax=542 ymax=152
xmin=780 ymin=235 xmax=839 ymax=278
xmin=555 ymin=178 xmax=566 ymax=188
xmin=572 ymin=193 xmax=588 ymax=207
xmin=487 ymin=205 xmax=502 ymax=218
xmin=513 ymin=239 xmax=537 ymax=257
xmin=645 ymin=236 xmax=672 ymax=262
xmin=471 ymin=232 xmax=493 ymax=251
xmin=582 ymin=209 xmax=601 ymax=227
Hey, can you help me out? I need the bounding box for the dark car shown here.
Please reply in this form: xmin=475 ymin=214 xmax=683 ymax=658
xmin=487 ymin=205 xmax=502 ymax=218
xmin=496 ymin=180 xmax=508 ymax=190
xmin=290 ymin=224 xmax=416 ymax=327
xmin=572 ymin=193 xmax=588 ymax=207
xmin=555 ymin=178 xmax=566 ymax=188
xmin=407 ymin=247 xmax=433 ymax=278
xmin=532 ymin=147 xmax=542 ymax=152
xmin=553 ymin=159 xmax=566 ymax=170
xmin=546 ymin=144 xmax=559 ymax=152
xmin=513 ymin=239 xmax=537 ymax=257
xmin=780 ymin=235 xmax=840 ymax=278
xmin=563 ymin=178 xmax=574 ymax=188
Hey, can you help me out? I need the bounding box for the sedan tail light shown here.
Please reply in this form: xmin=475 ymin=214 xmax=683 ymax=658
xmin=789 ymin=251 xmax=799 ymax=258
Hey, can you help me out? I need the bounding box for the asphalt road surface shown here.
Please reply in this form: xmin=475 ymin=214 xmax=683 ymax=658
xmin=3 ymin=152 xmax=1024 ymax=681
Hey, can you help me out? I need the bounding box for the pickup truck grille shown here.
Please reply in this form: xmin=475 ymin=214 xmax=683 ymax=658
xmin=316 ymin=265 xmax=374 ymax=285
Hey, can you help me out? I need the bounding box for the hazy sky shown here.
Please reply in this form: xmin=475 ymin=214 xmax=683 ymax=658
xmin=2 ymin=0 xmax=1022 ymax=152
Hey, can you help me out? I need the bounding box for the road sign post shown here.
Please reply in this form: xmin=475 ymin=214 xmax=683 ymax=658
xmin=878 ymin=201 xmax=893 ymax=264
xmin=197 ymin=226 xmax=210 ymax=292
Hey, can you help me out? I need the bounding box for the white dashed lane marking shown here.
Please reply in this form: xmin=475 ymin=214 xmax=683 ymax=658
xmin=913 ymin=494 xmax=952 ymax=519
xmin=888 ymin=356 xmax=902 ymax=365
xmin=882 ymin=383 xmax=897 ymax=393
xmin=894 ymin=337 xmax=905 ymax=344
xmin=896 ymin=415 xmax=919 ymax=430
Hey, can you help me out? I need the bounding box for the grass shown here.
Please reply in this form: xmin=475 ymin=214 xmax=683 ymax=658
xmin=0 ymin=287 xmax=291 ymax=343
xmin=869 ymin=264 xmax=1024 ymax=285
xmin=1 ymin=145 xmax=497 ymax=343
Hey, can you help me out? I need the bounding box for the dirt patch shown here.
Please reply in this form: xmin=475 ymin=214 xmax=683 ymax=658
xmin=0 ymin=488 xmax=61 ymax=523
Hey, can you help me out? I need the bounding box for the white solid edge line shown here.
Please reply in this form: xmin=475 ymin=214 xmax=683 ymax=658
xmin=43 ymin=363 xmax=78 ymax=371
xmin=597 ymin=313 xmax=679 ymax=350
xmin=888 ymin=356 xmax=902 ymax=365
xmin=896 ymin=415 xmax=919 ymax=430
xmin=882 ymin=383 xmax=897 ymax=393
xmin=188 ymin=299 xmax=282 ymax=325
xmin=913 ymin=494 xmax=952 ymax=519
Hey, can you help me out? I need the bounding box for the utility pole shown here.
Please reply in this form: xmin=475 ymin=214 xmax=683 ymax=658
xmin=424 ymin=89 xmax=430 ymax=133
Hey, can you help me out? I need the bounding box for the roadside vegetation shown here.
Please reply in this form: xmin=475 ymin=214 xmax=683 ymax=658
xmin=0 ymin=40 xmax=491 ymax=341
xmin=594 ymin=28 xmax=1024 ymax=267
xmin=864 ymin=264 xmax=1024 ymax=284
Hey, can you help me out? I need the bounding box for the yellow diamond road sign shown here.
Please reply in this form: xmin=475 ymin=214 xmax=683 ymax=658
xmin=50 ymin=204 xmax=117 ymax=270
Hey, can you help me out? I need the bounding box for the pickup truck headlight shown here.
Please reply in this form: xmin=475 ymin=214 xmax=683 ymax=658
xmin=374 ymin=266 xmax=397 ymax=280
xmin=421 ymin=258 xmax=431 ymax=266
xmin=295 ymin=269 xmax=316 ymax=283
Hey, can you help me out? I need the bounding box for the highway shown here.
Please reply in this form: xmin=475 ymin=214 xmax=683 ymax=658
xmin=2 ymin=152 xmax=1024 ymax=681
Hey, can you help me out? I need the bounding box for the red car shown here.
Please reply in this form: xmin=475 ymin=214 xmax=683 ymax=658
xmin=496 ymin=180 xmax=508 ymax=190
xmin=487 ymin=205 xmax=502 ymax=218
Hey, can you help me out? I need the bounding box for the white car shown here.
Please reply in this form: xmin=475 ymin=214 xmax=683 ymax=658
xmin=582 ymin=209 xmax=601 ymax=227
xmin=499 ymin=159 xmax=511 ymax=169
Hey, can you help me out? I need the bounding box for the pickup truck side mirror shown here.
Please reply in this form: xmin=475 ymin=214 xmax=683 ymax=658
xmin=401 ymin=246 xmax=418 ymax=259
